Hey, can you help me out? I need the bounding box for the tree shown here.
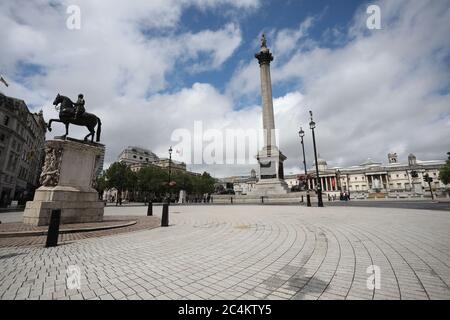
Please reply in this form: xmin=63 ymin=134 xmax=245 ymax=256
xmin=95 ymin=171 xmax=108 ymax=200
xmin=439 ymin=152 xmax=450 ymax=185
xmin=136 ymin=165 xmax=167 ymax=200
xmin=104 ymin=162 xmax=135 ymax=202
xmin=192 ymin=172 xmax=216 ymax=195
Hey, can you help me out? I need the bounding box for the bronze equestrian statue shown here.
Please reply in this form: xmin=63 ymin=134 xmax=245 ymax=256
xmin=48 ymin=93 xmax=102 ymax=142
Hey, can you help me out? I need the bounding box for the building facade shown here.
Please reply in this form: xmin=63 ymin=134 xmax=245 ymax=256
xmin=219 ymin=169 xmax=258 ymax=195
xmin=118 ymin=146 xmax=187 ymax=173
xmin=0 ymin=93 xmax=47 ymax=207
xmin=221 ymin=153 xmax=449 ymax=198
xmin=303 ymin=153 xmax=448 ymax=197
xmin=118 ymin=146 xmax=160 ymax=165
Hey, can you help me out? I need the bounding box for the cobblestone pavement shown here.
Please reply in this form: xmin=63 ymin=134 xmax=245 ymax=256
xmin=0 ymin=216 xmax=160 ymax=248
xmin=1 ymin=205 xmax=450 ymax=300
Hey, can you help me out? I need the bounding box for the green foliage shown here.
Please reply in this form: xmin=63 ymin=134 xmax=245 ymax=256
xmin=104 ymin=162 xmax=136 ymax=193
xmin=136 ymin=165 xmax=167 ymax=196
xmin=95 ymin=170 xmax=108 ymax=194
xmin=104 ymin=162 xmax=217 ymax=200
xmin=439 ymin=152 xmax=450 ymax=185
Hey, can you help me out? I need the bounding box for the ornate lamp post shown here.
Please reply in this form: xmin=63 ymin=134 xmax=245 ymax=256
xmin=298 ymin=127 xmax=311 ymax=207
xmin=309 ymin=111 xmax=324 ymax=207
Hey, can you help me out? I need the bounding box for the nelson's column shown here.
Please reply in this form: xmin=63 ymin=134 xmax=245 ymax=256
xmin=250 ymin=34 xmax=289 ymax=195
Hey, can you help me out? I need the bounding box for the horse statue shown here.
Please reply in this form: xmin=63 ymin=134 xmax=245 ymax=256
xmin=48 ymin=94 xmax=102 ymax=142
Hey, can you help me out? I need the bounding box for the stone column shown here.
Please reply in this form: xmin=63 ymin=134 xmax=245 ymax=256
xmin=250 ymin=34 xmax=289 ymax=196
xmin=255 ymin=39 xmax=275 ymax=149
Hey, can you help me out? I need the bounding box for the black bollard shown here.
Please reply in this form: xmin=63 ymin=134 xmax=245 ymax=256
xmin=147 ymin=201 xmax=153 ymax=216
xmin=231 ymin=197 xmax=233 ymax=204
xmin=45 ymin=209 xmax=61 ymax=248
xmin=161 ymin=202 xmax=169 ymax=227
xmin=261 ymin=196 xmax=264 ymax=204
xmin=306 ymin=194 xmax=311 ymax=207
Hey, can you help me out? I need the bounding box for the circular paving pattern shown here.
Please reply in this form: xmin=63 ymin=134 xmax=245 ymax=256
xmin=0 ymin=216 xmax=160 ymax=248
xmin=0 ymin=205 xmax=449 ymax=300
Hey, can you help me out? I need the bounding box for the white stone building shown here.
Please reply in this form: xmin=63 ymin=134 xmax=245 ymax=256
xmin=220 ymin=153 xmax=449 ymax=198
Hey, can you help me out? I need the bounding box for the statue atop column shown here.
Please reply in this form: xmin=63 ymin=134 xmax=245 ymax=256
xmin=260 ymin=33 xmax=267 ymax=48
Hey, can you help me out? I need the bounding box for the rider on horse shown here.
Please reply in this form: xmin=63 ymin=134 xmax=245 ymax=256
xmin=74 ymin=94 xmax=86 ymax=120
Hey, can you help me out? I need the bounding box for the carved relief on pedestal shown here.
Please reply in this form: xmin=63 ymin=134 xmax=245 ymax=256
xmin=39 ymin=146 xmax=63 ymax=186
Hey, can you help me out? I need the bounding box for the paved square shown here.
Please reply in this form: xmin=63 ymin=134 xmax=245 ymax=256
xmin=1 ymin=205 xmax=450 ymax=300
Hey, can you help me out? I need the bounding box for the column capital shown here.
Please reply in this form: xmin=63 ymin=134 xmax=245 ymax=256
xmin=255 ymin=50 xmax=274 ymax=66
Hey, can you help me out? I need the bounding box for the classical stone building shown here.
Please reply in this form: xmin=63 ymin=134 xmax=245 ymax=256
xmin=0 ymin=93 xmax=47 ymax=206
xmin=118 ymin=146 xmax=187 ymax=173
xmin=221 ymin=153 xmax=449 ymax=198
xmin=303 ymin=153 xmax=448 ymax=197
xmin=118 ymin=146 xmax=159 ymax=165
xmin=219 ymin=169 xmax=257 ymax=195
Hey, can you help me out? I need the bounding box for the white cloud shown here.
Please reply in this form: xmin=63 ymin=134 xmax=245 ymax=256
xmin=1 ymin=0 xmax=449 ymax=179
xmin=273 ymin=17 xmax=314 ymax=57
xmin=226 ymin=0 xmax=450 ymax=175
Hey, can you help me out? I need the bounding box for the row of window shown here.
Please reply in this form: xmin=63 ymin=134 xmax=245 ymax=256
xmin=18 ymin=166 xmax=29 ymax=181
xmin=132 ymin=155 xmax=150 ymax=161
xmin=2 ymin=173 xmax=14 ymax=184
xmin=342 ymin=172 xmax=439 ymax=181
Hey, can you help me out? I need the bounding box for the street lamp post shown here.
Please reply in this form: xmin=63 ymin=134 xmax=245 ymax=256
xmin=336 ymin=169 xmax=341 ymax=191
xmin=298 ymin=127 xmax=311 ymax=207
xmin=309 ymin=111 xmax=324 ymax=207
xmin=168 ymin=146 xmax=173 ymax=202
xmin=161 ymin=146 xmax=173 ymax=227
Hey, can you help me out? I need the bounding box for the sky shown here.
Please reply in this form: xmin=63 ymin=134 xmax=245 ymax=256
xmin=1 ymin=0 xmax=449 ymax=177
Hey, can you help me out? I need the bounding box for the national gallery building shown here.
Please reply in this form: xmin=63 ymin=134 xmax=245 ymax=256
xmin=222 ymin=153 xmax=449 ymax=197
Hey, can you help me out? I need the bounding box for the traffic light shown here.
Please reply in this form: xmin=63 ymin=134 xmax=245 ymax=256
xmin=423 ymin=174 xmax=433 ymax=183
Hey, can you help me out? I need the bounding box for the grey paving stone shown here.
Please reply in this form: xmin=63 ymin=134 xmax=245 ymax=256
xmin=1 ymin=205 xmax=450 ymax=301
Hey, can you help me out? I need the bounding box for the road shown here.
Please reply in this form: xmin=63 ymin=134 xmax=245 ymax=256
xmin=324 ymin=200 xmax=450 ymax=211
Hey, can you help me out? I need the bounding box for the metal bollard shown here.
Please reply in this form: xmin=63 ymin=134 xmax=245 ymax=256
xmin=230 ymin=197 xmax=233 ymax=204
xmin=261 ymin=196 xmax=264 ymax=204
xmin=147 ymin=201 xmax=153 ymax=216
xmin=306 ymin=194 xmax=312 ymax=207
xmin=161 ymin=202 xmax=169 ymax=227
xmin=46 ymin=209 xmax=61 ymax=248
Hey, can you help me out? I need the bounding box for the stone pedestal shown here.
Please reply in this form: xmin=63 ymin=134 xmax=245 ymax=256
xmin=23 ymin=139 xmax=105 ymax=226
xmin=178 ymin=190 xmax=187 ymax=204
xmin=250 ymin=146 xmax=289 ymax=196
xmin=412 ymin=178 xmax=424 ymax=195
